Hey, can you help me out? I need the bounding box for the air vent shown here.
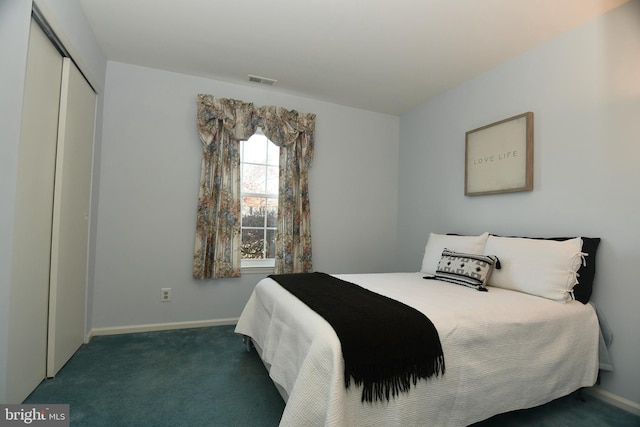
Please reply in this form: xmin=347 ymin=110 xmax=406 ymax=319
xmin=248 ymin=74 xmax=277 ymax=86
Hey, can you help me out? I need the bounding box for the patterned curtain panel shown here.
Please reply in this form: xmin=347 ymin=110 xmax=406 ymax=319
xmin=194 ymin=95 xmax=315 ymax=279
xmin=259 ymin=106 xmax=315 ymax=274
xmin=194 ymin=96 xmax=253 ymax=279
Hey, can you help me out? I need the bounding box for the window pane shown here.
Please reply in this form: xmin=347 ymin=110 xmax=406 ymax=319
xmin=266 ymin=229 xmax=277 ymax=258
xmin=266 ymin=166 xmax=279 ymax=195
xmin=242 ymin=229 xmax=264 ymax=259
xmin=241 ymin=135 xmax=278 ymax=263
xmin=267 ymin=142 xmax=279 ymax=166
xmin=266 ymin=198 xmax=278 ymax=227
xmin=242 ymin=197 xmax=265 ymax=227
xmin=243 ymin=134 xmax=267 ymax=164
xmin=242 ymin=164 xmax=266 ymax=193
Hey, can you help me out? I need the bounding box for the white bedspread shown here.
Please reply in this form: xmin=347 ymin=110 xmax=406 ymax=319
xmin=235 ymin=272 xmax=599 ymax=427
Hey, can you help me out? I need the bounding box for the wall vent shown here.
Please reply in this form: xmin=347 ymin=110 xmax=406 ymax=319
xmin=248 ymin=74 xmax=277 ymax=86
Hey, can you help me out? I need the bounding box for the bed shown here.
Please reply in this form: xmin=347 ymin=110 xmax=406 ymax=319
xmin=235 ymin=233 xmax=602 ymax=426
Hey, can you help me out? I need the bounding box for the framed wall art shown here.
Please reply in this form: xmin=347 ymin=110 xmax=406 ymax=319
xmin=465 ymin=112 xmax=533 ymax=196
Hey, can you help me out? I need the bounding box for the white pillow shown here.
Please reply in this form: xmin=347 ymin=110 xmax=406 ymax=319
xmin=484 ymin=236 xmax=584 ymax=302
xmin=420 ymin=232 xmax=489 ymax=274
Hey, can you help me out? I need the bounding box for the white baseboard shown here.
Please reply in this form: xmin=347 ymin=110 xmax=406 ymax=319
xmin=584 ymin=386 xmax=640 ymax=417
xmin=86 ymin=318 xmax=239 ymax=341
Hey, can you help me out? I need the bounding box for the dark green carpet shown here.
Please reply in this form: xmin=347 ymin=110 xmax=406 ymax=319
xmin=24 ymin=326 xmax=639 ymax=427
xmin=24 ymin=325 xmax=285 ymax=426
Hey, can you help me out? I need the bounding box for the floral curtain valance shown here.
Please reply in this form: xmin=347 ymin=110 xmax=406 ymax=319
xmin=196 ymin=95 xmax=316 ymax=147
xmin=193 ymin=95 xmax=315 ymax=279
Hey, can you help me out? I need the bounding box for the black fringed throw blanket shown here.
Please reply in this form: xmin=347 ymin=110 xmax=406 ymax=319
xmin=268 ymin=272 xmax=445 ymax=402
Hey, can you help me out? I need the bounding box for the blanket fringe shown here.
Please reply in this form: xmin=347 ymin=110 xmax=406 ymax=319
xmin=345 ymin=354 xmax=446 ymax=402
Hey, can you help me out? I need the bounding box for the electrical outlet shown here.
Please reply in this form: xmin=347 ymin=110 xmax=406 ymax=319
xmin=161 ymin=288 xmax=171 ymax=302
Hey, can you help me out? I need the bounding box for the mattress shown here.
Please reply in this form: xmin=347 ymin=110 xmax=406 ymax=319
xmin=235 ymin=272 xmax=600 ymax=426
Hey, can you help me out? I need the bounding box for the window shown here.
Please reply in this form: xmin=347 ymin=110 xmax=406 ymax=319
xmin=240 ymin=130 xmax=279 ymax=267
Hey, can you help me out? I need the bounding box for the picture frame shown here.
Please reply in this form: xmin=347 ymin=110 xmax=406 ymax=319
xmin=465 ymin=112 xmax=533 ymax=196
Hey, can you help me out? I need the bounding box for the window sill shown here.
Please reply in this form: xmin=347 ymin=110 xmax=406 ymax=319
xmin=241 ymin=266 xmax=275 ymax=275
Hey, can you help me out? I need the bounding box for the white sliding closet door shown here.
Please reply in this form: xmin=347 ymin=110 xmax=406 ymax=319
xmin=47 ymin=58 xmax=96 ymax=377
xmin=7 ymin=18 xmax=63 ymax=404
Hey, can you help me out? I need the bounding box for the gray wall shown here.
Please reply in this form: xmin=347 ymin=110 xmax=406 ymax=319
xmin=90 ymin=61 xmax=399 ymax=330
xmin=397 ymin=1 xmax=639 ymax=407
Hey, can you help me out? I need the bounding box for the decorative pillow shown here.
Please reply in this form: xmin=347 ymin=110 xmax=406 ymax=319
xmin=484 ymin=236 xmax=584 ymax=302
xmin=433 ymin=249 xmax=500 ymax=291
xmin=420 ymin=232 xmax=489 ymax=274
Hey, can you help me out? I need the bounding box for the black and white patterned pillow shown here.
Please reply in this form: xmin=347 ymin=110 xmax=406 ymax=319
xmin=434 ymin=249 xmax=500 ymax=291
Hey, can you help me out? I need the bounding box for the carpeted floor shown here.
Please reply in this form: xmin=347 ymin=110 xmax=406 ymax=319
xmin=24 ymin=325 xmax=639 ymax=426
xmin=25 ymin=325 xmax=284 ymax=426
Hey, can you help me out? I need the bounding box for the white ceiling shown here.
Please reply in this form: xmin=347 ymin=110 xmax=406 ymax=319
xmin=78 ymin=0 xmax=629 ymax=115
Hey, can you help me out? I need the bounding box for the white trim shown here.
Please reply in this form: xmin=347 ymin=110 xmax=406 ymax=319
xmin=86 ymin=318 xmax=239 ymax=342
xmin=241 ymin=265 xmax=275 ymax=275
xmin=242 ymin=259 xmax=275 ymax=269
xmin=583 ymin=387 xmax=640 ymax=417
